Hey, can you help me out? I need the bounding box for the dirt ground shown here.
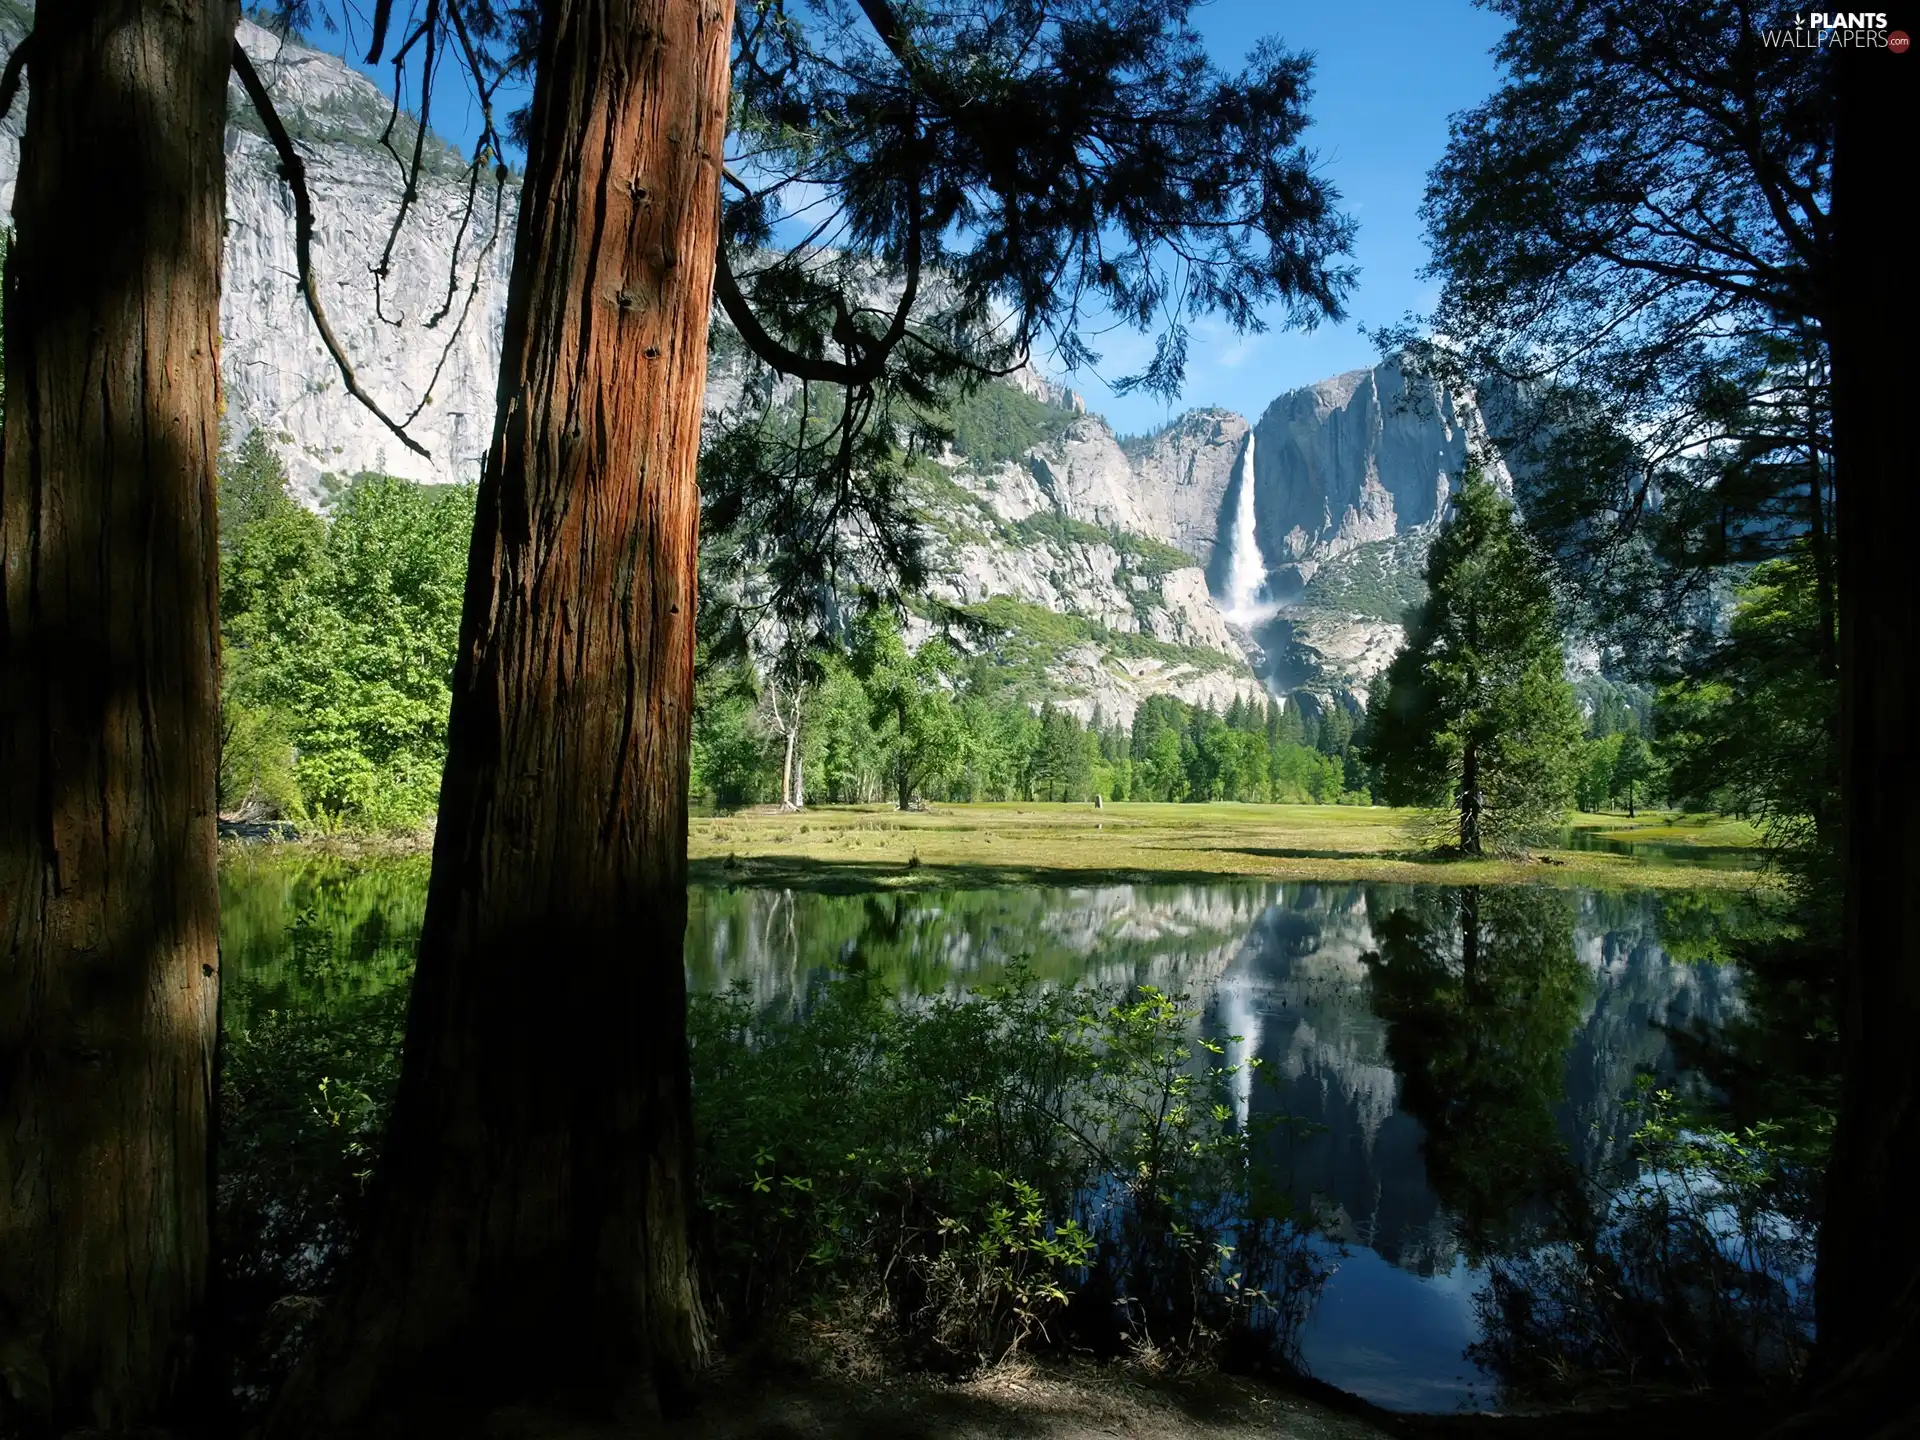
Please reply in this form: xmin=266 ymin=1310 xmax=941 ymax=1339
xmin=424 ymin=1355 xmax=1778 ymax=1440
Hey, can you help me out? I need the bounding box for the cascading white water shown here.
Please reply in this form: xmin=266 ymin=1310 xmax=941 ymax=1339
xmin=1219 ymin=433 xmax=1273 ymax=625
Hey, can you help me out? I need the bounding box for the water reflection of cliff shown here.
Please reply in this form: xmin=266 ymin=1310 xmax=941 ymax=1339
xmin=684 ymin=883 xmax=1275 ymax=1007
xmin=686 ymin=881 xmax=1746 ymax=1281
xmin=1205 ymin=886 xmax=1744 ymax=1277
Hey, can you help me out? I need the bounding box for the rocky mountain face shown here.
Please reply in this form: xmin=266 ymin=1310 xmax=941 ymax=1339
xmin=0 ymin=11 xmax=1511 ymax=719
xmin=915 ymin=356 xmax=1513 ymax=716
xmin=0 ymin=14 xmax=519 ymax=499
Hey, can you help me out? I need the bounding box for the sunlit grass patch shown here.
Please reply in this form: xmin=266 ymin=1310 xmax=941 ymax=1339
xmin=687 ymin=803 xmax=1773 ymax=893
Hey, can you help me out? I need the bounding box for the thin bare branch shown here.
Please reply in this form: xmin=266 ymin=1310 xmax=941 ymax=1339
xmin=231 ymin=39 xmax=430 ymax=459
xmin=373 ymin=0 xmax=442 ymax=326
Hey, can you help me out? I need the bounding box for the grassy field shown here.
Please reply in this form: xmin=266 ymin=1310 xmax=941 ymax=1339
xmin=687 ymin=802 xmax=1770 ymax=893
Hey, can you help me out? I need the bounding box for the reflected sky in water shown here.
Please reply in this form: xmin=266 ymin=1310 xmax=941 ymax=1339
xmin=685 ymin=880 xmax=1746 ymax=1409
xmin=221 ymin=863 xmax=1749 ymax=1412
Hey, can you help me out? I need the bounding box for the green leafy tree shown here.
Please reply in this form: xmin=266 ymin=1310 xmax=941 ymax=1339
xmin=224 ymin=468 xmax=473 ymax=829
xmin=809 ymin=655 xmax=888 ymax=803
xmin=1408 ymin=2 xmax=1834 ymax=675
xmin=1573 ymin=733 xmax=1624 ymax=815
xmin=1405 ymin=12 xmax=1917 ymax=1387
xmin=218 ymin=435 xmax=325 ymax=818
xmin=1609 ymin=734 xmax=1656 ymax=819
xmin=691 ymin=658 xmax=774 ymax=809
xmin=1366 ymin=467 xmax=1582 ymax=854
xmin=856 ymin=613 xmax=963 ymax=810
xmin=1137 ymin=726 xmax=1188 ymax=803
xmin=1270 ymin=741 xmax=1343 ymax=804
xmin=1655 ymin=553 xmax=1837 ymax=868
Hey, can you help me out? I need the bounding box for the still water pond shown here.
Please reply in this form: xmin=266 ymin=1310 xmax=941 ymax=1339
xmin=221 ymin=860 xmax=1751 ymax=1412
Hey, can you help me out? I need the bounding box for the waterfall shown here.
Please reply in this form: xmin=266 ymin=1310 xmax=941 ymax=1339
xmin=1220 ymin=433 xmax=1272 ymax=624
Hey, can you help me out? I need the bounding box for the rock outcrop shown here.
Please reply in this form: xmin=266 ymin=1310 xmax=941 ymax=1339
xmin=218 ymin=22 xmax=517 ymax=500
xmin=0 ymin=10 xmax=1515 ymax=712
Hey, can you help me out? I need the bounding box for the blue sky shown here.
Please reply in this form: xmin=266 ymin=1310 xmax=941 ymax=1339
xmin=309 ymin=1 xmax=1511 ymax=433
xmin=1088 ymin=0 xmax=1513 ymax=433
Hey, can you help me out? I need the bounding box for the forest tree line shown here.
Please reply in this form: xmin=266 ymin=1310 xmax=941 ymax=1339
xmin=218 ymin=431 xmax=1689 ymax=824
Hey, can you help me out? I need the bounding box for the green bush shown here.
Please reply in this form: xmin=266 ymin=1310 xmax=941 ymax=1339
xmin=689 ymin=972 xmax=1328 ymax=1368
xmin=216 ymin=965 xmax=1329 ymax=1397
xmin=1469 ymin=1079 xmax=1818 ymax=1397
xmin=219 ymin=436 xmax=475 ymax=829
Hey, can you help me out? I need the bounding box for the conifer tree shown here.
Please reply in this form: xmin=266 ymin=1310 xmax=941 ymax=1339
xmin=1367 ymin=466 xmax=1581 ymax=854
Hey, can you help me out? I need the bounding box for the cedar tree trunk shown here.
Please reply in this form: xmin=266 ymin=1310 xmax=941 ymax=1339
xmin=266 ymin=0 xmax=733 ymax=1430
xmin=0 ymin=0 xmax=231 ymax=1431
xmin=1796 ymin=35 xmax=1920 ymax=1433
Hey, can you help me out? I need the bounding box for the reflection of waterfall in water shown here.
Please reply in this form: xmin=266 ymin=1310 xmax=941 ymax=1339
xmin=1219 ymin=433 xmax=1277 ymax=625
xmin=1217 ymin=969 xmax=1264 ymax=1129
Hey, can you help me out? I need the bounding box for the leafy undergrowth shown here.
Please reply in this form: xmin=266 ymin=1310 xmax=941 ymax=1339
xmin=1469 ymin=1080 xmax=1819 ymax=1403
xmin=689 ymin=973 xmax=1330 ymax=1374
xmin=217 ymin=971 xmax=1331 ymax=1417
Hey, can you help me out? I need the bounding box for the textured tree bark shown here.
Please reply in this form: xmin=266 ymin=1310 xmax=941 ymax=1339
xmin=266 ymin=0 xmax=733 ymax=1430
xmin=1779 ymin=36 xmax=1920 ymax=1440
xmin=0 ymin=0 xmax=232 ymax=1431
xmin=1458 ymin=736 xmax=1481 ymax=855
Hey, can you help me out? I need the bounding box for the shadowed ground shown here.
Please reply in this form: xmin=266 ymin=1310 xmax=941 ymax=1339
xmin=324 ymin=1355 xmax=1784 ymax=1439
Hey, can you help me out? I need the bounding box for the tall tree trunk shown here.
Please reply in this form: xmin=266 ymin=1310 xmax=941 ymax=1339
xmin=1803 ymin=336 xmax=1839 ymax=690
xmin=788 ymin=692 xmax=805 ymax=810
xmin=0 ymin=1 xmax=231 ymax=1431
xmin=267 ymin=0 xmax=732 ymax=1430
xmin=1458 ymin=736 xmax=1481 ymax=855
xmin=1780 ymin=37 xmax=1920 ymax=1440
xmin=897 ymin=698 xmax=912 ymax=810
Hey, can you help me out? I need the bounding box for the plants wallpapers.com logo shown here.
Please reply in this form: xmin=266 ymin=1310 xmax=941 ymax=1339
xmin=1762 ymin=11 xmax=1911 ymax=47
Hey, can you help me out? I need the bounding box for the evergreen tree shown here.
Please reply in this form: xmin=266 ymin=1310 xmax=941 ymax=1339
xmin=1273 ymin=697 xmax=1307 ymax=748
xmin=1034 ymin=705 xmax=1093 ymax=802
xmin=1367 ymin=467 xmax=1582 ymax=854
xmin=1315 ymin=704 xmax=1353 ymax=757
xmin=1609 ymin=734 xmax=1655 ymax=819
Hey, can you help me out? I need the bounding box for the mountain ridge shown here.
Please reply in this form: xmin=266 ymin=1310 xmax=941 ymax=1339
xmin=0 ymin=10 xmax=1512 ymax=718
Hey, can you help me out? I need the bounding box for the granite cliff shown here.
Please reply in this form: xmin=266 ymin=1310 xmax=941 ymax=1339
xmin=0 ymin=11 xmax=1514 ymax=718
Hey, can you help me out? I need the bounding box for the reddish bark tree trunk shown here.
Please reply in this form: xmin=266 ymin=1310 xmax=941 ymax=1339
xmin=268 ymin=0 xmax=733 ymax=1429
xmin=0 ymin=0 xmax=232 ymax=1431
xmin=1794 ymin=38 xmax=1920 ymax=1434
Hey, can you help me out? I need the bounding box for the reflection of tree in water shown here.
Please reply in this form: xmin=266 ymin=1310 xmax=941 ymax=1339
xmin=1363 ymin=887 xmax=1585 ymax=1253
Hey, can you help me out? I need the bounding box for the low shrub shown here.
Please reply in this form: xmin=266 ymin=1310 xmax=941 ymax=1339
xmin=689 ymin=972 xmax=1329 ymax=1370
xmin=217 ymin=967 xmax=1329 ymax=1408
xmin=1469 ymin=1079 xmax=1817 ymax=1398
